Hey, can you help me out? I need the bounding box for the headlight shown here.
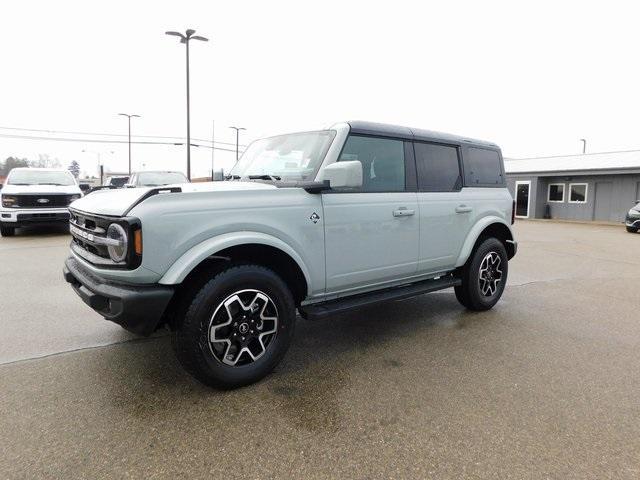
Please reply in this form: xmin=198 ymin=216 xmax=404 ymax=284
xmin=1 ymin=195 xmax=17 ymax=208
xmin=629 ymin=209 xmax=640 ymax=218
xmin=106 ymin=223 xmax=128 ymax=262
xmin=68 ymin=194 xmax=82 ymax=204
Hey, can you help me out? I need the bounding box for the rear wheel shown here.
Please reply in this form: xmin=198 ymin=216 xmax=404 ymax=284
xmin=0 ymin=225 xmax=15 ymax=237
xmin=172 ymin=264 xmax=296 ymax=389
xmin=455 ymin=237 xmax=508 ymax=311
xmin=626 ymin=226 xmax=638 ymax=233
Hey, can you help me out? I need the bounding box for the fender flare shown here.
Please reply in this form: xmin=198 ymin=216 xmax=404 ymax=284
xmin=158 ymin=231 xmax=313 ymax=288
xmin=454 ymin=216 xmax=514 ymax=268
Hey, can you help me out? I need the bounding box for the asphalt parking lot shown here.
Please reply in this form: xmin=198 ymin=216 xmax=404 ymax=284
xmin=1 ymin=221 xmax=639 ymax=479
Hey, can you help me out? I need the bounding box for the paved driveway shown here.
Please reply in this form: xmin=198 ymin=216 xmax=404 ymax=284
xmin=1 ymin=221 xmax=639 ymax=479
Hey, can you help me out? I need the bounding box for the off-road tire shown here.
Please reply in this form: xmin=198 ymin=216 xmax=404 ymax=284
xmin=455 ymin=237 xmax=508 ymax=311
xmin=626 ymin=226 xmax=638 ymax=233
xmin=0 ymin=225 xmax=15 ymax=237
xmin=172 ymin=264 xmax=296 ymax=389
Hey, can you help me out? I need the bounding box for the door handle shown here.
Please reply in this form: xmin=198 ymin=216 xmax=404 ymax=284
xmin=455 ymin=205 xmax=473 ymax=214
xmin=393 ymin=208 xmax=415 ymax=217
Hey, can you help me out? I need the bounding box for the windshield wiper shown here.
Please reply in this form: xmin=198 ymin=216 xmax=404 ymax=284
xmin=248 ymin=175 xmax=282 ymax=181
xmin=9 ymin=183 xmax=31 ymax=185
xmin=38 ymin=183 xmax=66 ymax=186
xmin=224 ymin=175 xmax=241 ymax=180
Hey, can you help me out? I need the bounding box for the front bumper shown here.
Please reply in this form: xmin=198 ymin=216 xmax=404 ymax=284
xmin=0 ymin=207 xmax=70 ymax=226
xmin=63 ymin=256 xmax=174 ymax=336
xmin=625 ymin=216 xmax=640 ymax=228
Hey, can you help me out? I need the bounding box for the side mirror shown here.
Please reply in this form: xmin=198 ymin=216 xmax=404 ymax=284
xmin=320 ymin=161 xmax=363 ymax=189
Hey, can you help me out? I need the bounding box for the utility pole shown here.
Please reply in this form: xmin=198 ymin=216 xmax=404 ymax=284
xmin=118 ymin=113 xmax=140 ymax=174
xmin=229 ymin=126 xmax=246 ymax=164
xmin=580 ymin=138 xmax=587 ymax=154
xmin=165 ymin=29 xmax=209 ymax=180
xmin=211 ymin=120 xmax=216 ymax=182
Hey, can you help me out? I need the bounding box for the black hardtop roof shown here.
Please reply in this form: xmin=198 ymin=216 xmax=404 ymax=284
xmin=346 ymin=120 xmax=498 ymax=149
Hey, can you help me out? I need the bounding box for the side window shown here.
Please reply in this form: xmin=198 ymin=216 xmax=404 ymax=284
xmin=338 ymin=135 xmax=405 ymax=192
xmin=463 ymin=147 xmax=504 ymax=186
xmin=414 ymin=142 xmax=461 ymax=191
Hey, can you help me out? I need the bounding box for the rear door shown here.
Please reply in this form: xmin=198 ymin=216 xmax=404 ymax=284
xmin=322 ymin=135 xmax=419 ymax=294
xmin=414 ymin=141 xmax=472 ymax=273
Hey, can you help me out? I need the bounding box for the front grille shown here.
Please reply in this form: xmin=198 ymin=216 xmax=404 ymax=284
xmin=12 ymin=194 xmax=73 ymax=208
xmin=69 ymin=209 xmax=141 ymax=269
xmin=69 ymin=210 xmax=112 ymax=261
xmin=17 ymin=212 xmax=70 ymax=222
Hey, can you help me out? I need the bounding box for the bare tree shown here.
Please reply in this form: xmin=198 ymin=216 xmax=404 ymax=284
xmin=29 ymin=154 xmax=61 ymax=169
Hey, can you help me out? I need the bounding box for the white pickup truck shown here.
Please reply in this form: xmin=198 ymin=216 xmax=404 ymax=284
xmin=0 ymin=168 xmax=82 ymax=236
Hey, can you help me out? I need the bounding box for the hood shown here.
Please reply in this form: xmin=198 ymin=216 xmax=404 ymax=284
xmin=70 ymin=181 xmax=278 ymax=217
xmin=1 ymin=184 xmax=82 ymax=195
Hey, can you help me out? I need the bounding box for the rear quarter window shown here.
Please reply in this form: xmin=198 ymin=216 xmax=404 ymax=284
xmin=463 ymin=147 xmax=505 ymax=186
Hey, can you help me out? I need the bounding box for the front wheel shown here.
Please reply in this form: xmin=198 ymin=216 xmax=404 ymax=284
xmin=626 ymin=226 xmax=638 ymax=233
xmin=455 ymin=237 xmax=508 ymax=311
xmin=172 ymin=264 xmax=296 ymax=389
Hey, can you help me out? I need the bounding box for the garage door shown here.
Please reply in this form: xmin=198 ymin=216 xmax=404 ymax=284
xmin=594 ymin=182 xmax=613 ymax=222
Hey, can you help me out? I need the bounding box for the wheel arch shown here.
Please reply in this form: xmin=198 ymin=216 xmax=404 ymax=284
xmin=159 ymin=232 xmax=311 ymax=305
xmin=455 ymin=217 xmax=515 ymax=268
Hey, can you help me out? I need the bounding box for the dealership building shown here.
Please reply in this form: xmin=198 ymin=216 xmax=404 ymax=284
xmin=504 ymin=150 xmax=640 ymax=222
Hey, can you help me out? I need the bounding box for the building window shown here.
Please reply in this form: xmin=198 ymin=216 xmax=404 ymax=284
xmin=547 ymin=183 xmax=565 ymax=202
xmin=569 ymin=183 xmax=588 ymax=203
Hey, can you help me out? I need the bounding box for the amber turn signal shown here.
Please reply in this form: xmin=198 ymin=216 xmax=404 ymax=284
xmin=134 ymin=229 xmax=142 ymax=255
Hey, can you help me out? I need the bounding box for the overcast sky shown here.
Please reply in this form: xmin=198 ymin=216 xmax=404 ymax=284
xmin=2 ymin=0 xmax=640 ymax=178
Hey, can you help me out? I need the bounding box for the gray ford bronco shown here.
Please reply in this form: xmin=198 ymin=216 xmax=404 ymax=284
xmin=63 ymin=121 xmax=517 ymax=388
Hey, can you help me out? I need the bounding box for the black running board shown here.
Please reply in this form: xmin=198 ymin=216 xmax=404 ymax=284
xmin=300 ymin=275 xmax=461 ymax=321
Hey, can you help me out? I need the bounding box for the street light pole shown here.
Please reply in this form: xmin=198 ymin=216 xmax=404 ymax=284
xmin=118 ymin=113 xmax=140 ymax=174
xmin=165 ymin=29 xmax=209 ymax=180
xmin=229 ymin=126 xmax=246 ymax=163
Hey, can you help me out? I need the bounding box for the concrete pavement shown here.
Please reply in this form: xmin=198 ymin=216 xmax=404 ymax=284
xmin=1 ymin=221 xmax=639 ymax=479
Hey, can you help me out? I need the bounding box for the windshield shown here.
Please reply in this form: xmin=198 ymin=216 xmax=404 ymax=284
xmin=105 ymin=176 xmax=129 ymax=187
xmin=229 ymin=130 xmax=336 ymax=181
xmin=7 ymin=169 xmax=76 ymax=186
xmin=136 ymin=172 xmax=188 ymax=186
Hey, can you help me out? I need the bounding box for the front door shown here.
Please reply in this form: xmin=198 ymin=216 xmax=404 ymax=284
xmin=515 ymin=181 xmax=530 ymax=218
xmin=322 ymin=135 xmax=419 ymax=294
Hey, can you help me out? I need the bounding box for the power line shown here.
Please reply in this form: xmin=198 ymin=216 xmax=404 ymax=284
xmin=0 ymin=133 xmax=243 ymax=153
xmin=0 ymin=125 xmax=247 ymax=148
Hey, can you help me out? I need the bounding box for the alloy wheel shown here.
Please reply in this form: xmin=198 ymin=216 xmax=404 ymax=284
xmin=478 ymin=251 xmax=503 ymax=297
xmin=208 ymin=289 xmax=278 ymax=366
